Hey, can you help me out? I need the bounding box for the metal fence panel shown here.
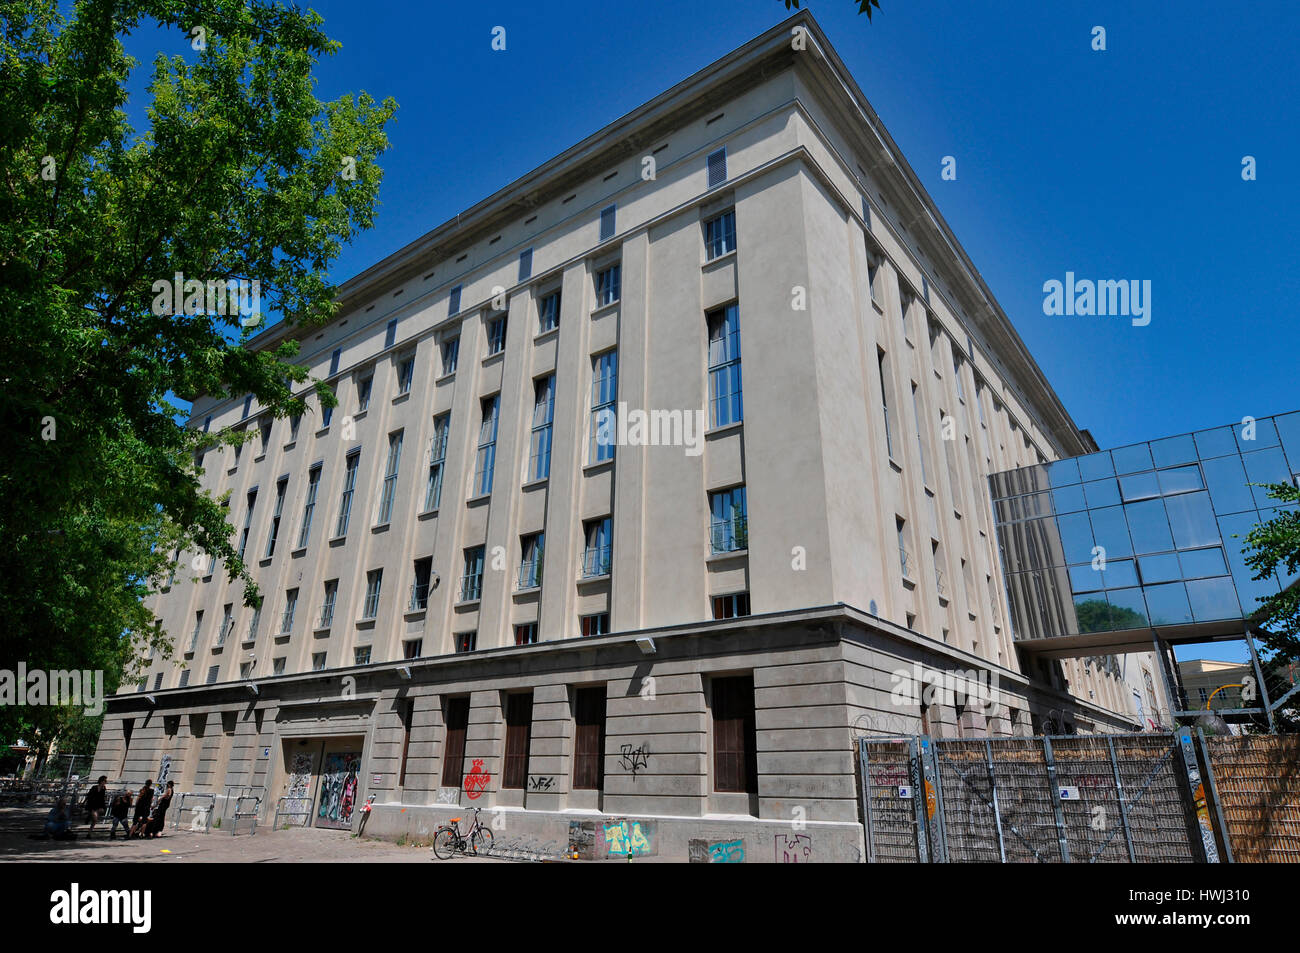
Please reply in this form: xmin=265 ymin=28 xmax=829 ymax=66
xmin=861 ymin=739 xmax=924 ymax=862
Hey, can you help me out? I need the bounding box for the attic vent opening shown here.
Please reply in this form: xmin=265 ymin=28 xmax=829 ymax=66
xmin=423 ymin=272 xmax=435 ymax=281
xmin=651 ymin=143 xmax=669 ymax=155
xmin=456 ymin=253 xmax=468 ymax=263
xmin=706 ymin=111 xmax=724 ymax=125
xmin=706 ymin=148 xmax=727 ymax=189
xmin=364 ymin=305 xmax=374 ymax=312
xmin=602 ymin=171 xmax=617 ymax=182
xmin=489 ymin=235 xmax=501 ymax=245
xmin=599 ymin=204 xmax=616 ymax=242
xmin=393 ymin=288 xmax=404 ymax=297
xmin=562 ymin=193 xmax=576 ymax=204
xmin=524 ymin=215 xmax=537 ymax=224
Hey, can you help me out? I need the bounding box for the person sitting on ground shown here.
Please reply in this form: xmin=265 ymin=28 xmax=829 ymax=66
xmin=108 ymin=791 xmax=132 ymax=839
xmin=128 ymin=779 xmax=153 ymax=839
xmin=143 ymin=781 xmax=174 ymax=838
xmin=42 ymin=798 xmax=72 ymax=839
xmin=82 ymin=775 xmax=109 ymax=834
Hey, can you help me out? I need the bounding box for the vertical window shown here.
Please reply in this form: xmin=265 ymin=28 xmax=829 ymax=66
xmin=384 ymin=320 xmax=396 ymax=349
xmin=598 ymin=204 xmax=616 ymax=242
xmin=320 ymin=579 xmax=338 ymax=628
xmin=514 ymin=623 xmax=538 ymax=645
xmin=321 ymin=387 xmax=334 ymax=428
xmin=329 ymin=348 xmax=341 ymax=376
xmin=233 ymin=436 xmax=244 ymax=466
xmin=242 ymin=394 xmax=252 ymax=419
xmin=529 ymin=375 xmax=555 ymax=481
xmin=357 ymin=374 xmax=373 ymax=412
xmin=154 ymin=673 xmax=164 ymax=691
xmin=503 ymin=692 xmax=534 ymax=789
xmin=247 ymin=604 xmax=261 ymax=642
xmin=712 ymin=675 xmax=757 ymax=793
xmin=404 ymin=639 xmax=422 ymax=659
xmin=362 ymin=569 xmax=383 ymax=619
xmin=538 ymin=290 xmax=561 ymax=334
xmin=313 ymin=652 xmax=327 ymax=672
xmin=265 ymin=478 xmax=287 ymax=558
xmin=238 ymin=489 xmax=257 ymax=559
xmin=897 ymin=517 xmax=911 ymax=578
xmin=441 ymin=337 xmax=460 ymax=376
xmin=594 ymin=263 xmax=620 ymax=307
xmin=258 ymin=420 xmax=271 ymax=455
xmin=448 ymin=285 xmax=462 ymax=316
xmin=335 ymin=449 xmax=360 ymax=537
xmin=474 ymin=396 xmax=499 ymax=496
xmin=518 ymin=532 xmax=544 ymax=590
xmin=297 ymin=465 xmax=321 ymax=549
xmin=377 ymin=430 xmax=403 ymax=525
xmin=398 ymin=698 xmax=415 ymax=785
xmin=425 ymin=414 xmax=449 ymax=511
xmin=460 ymin=546 xmax=485 ymax=602
xmin=878 ymin=349 xmax=894 ymax=457
xmin=289 ymin=414 xmax=301 ymax=442
xmin=441 ymin=697 xmax=470 ymax=788
xmin=272 ymin=658 xmax=286 ymax=676
xmin=486 ymin=315 xmax=507 ymax=356
xmin=582 ymin=518 xmax=612 ymax=578
xmin=455 ymin=631 xmax=477 ymax=653
xmin=410 ymin=557 xmax=432 ymax=611
xmin=189 ymin=610 xmax=204 ymax=652
xmin=202 ymin=415 xmax=211 ymax=432
xmin=709 ymin=485 xmax=748 ymax=554
xmin=912 ymin=382 xmax=929 ymax=484
xmin=396 ymin=355 xmax=414 ymax=395
xmin=953 ymin=355 xmax=966 ymax=402
xmin=354 ymin=646 xmax=371 ymax=665
xmin=573 ymin=686 xmax=607 ymax=791
xmin=707 ymin=304 xmax=743 ymax=428
xmin=867 ymin=254 xmax=879 ymax=303
xmin=580 ymin=613 xmax=610 ymax=637
xmin=706 ymin=147 xmax=727 ymax=188
xmin=206 ymin=665 xmax=220 ymax=685
xmin=280 ymin=588 xmax=298 ymax=634
xmin=712 ymin=592 xmax=751 ymax=619
xmin=704 ymin=209 xmax=736 ymax=259
xmin=900 ymin=292 xmax=912 ymax=339
xmin=179 ymin=670 xmax=190 ymax=688
xmin=518 ymin=248 xmax=533 ymax=282
xmin=589 ymin=351 xmax=618 ymax=463
xmin=218 ymin=604 xmax=233 ymax=645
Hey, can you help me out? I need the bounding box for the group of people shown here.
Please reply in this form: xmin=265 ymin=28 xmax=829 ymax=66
xmin=42 ymin=776 xmax=174 ymax=840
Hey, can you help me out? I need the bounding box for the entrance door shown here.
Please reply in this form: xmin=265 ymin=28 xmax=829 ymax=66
xmin=314 ymin=751 xmax=361 ymax=829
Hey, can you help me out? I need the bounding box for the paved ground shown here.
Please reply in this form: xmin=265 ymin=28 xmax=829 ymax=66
xmin=0 ymin=806 xmax=508 ymax=863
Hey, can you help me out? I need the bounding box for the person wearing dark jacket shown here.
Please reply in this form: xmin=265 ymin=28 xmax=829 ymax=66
xmin=108 ymin=792 xmax=132 ymax=839
xmin=82 ymin=776 xmax=108 ymax=833
xmin=128 ymin=780 xmax=153 ymax=838
xmin=143 ymin=781 xmax=174 ymax=838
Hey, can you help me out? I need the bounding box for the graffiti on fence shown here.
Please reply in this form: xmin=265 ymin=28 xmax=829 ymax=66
xmin=464 ymin=758 xmax=490 ymax=799
xmin=604 ymin=819 xmax=654 ymax=857
xmin=618 ymin=743 xmax=649 ymax=777
xmin=775 ymin=833 xmax=813 ymax=863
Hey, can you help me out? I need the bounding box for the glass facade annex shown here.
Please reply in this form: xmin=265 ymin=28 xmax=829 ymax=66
xmin=990 ymin=411 xmax=1300 ymax=652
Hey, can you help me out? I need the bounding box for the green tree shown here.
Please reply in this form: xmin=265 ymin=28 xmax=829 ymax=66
xmin=1242 ymin=482 xmax=1300 ymax=729
xmin=783 ymin=0 xmax=882 ymax=20
xmin=0 ymin=0 xmax=395 ymax=746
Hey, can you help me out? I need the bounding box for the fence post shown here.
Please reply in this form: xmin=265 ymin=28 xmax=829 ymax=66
xmin=1194 ymin=728 xmax=1234 ymax=864
xmin=985 ymin=739 xmax=1006 ymax=864
xmin=907 ymin=737 xmax=930 ymax=864
xmin=918 ymin=736 xmax=946 ymax=863
xmin=1105 ymin=735 xmax=1137 ymax=863
xmin=1041 ymin=736 xmax=1071 ymax=863
xmin=857 ymin=738 xmax=874 ymax=863
xmin=1175 ymin=729 xmax=1219 ymax=863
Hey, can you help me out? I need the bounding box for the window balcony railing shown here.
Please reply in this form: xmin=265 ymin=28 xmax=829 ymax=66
xmin=278 ymin=610 xmax=294 ymax=635
xmin=581 ymin=546 xmax=612 ymax=578
xmin=459 ymin=574 xmax=482 ymax=603
xmin=935 ymin=569 xmax=947 ymax=598
xmin=318 ymin=603 xmax=335 ymax=629
xmin=710 ymin=516 xmax=748 ymax=555
xmin=216 ymin=620 xmax=232 ymax=646
xmin=517 ymin=558 xmax=542 ymax=590
xmin=409 ymin=582 xmax=429 ymax=612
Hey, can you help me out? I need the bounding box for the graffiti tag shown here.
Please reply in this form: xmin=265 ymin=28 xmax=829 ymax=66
xmin=618 ymin=743 xmax=650 ymax=777
xmin=604 ymin=819 xmax=652 ymax=856
xmin=464 ymin=758 xmax=490 ymax=800
xmin=775 ymin=833 xmax=813 ymax=864
xmin=527 ymin=776 xmax=556 ymax=791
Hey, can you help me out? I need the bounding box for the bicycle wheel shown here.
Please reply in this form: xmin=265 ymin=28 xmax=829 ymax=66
xmin=432 ymin=828 xmax=457 ymax=860
xmin=471 ymin=827 xmax=493 ymax=856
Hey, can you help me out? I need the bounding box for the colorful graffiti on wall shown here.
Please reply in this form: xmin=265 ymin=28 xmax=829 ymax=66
xmin=604 ymin=819 xmax=654 ymax=857
xmin=688 ymin=838 xmax=746 ymax=863
xmin=464 ymin=758 xmax=490 ymax=799
xmin=315 ymin=751 xmax=361 ymax=829
xmin=284 ymin=751 xmax=315 ymax=826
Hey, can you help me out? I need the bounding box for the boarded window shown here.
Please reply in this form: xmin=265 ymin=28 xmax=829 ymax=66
xmin=573 ymin=686 xmax=607 ymax=791
xmin=599 ymin=204 xmax=616 ymax=242
xmin=441 ymin=697 xmax=470 ymax=788
xmin=502 ymin=692 xmax=534 ymax=789
xmin=518 ymin=248 xmax=533 ymax=282
xmin=712 ymin=675 xmax=757 ymax=793
xmin=707 ymin=147 xmax=727 ymax=188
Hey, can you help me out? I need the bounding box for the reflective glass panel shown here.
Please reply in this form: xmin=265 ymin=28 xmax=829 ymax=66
xmin=1201 ymin=455 xmax=1254 ymax=515
xmin=1051 ymin=484 xmax=1086 ymax=515
xmin=1083 ymin=478 xmax=1121 ymax=508
xmin=1101 ymin=558 xmax=1139 ymax=589
xmin=1048 ymin=458 xmax=1081 ymax=488
xmin=1088 ymin=506 xmax=1133 ymax=559
xmin=1070 ymin=564 xmax=1104 ymax=593
xmin=1138 ymin=553 xmax=1182 ymax=585
xmin=1179 ymin=547 xmax=1227 ymax=579
xmin=1276 ymin=413 xmax=1300 ymax=472
xmin=1144 ymin=582 xmax=1192 ymax=626
xmin=1157 ymin=464 xmax=1204 ymax=496
xmin=1243 ymin=447 xmax=1290 ymax=509
xmin=1106 ymin=588 xmax=1149 ymax=631
xmin=1056 ymin=511 xmax=1095 ymax=565
xmin=1021 ymin=490 xmax=1054 ymax=519
xmin=1125 ymin=499 xmax=1173 ymax=555
xmin=1236 ymin=416 xmax=1278 ymax=450
xmin=1076 ymin=451 xmax=1114 ymax=482
xmin=1150 ymin=434 xmax=1197 ymax=468
xmin=1119 ymin=471 xmax=1161 ymax=502
xmin=1194 ymin=427 xmax=1238 ymax=459
xmin=1185 ymin=577 xmax=1241 ymax=623
xmin=1112 ymin=443 xmax=1154 ymax=475
xmin=1074 ymin=592 xmax=1112 ymax=633
xmin=1165 ymin=491 xmax=1220 ymax=550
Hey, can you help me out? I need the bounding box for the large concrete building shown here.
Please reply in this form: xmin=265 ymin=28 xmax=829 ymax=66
xmin=92 ymin=14 xmax=1169 ymax=861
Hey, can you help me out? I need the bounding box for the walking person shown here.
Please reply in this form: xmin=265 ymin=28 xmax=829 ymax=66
xmin=143 ymin=781 xmax=174 ymax=838
xmin=128 ymin=779 xmax=153 ymax=839
xmin=82 ymin=775 xmax=109 ymax=834
xmin=108 ymin=791 xmax=132 ymax=839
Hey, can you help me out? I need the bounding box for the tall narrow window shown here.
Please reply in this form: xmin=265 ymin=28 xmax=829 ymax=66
xmin=953 ymin=355 xmax=966 ymax=402
xmin=321 ymin=387 xmax=334 ymax=428
xmin=265 ymin=478 xmax=287 ymax=558
xmin=538 ymin=290 xmax=561 ymax=334
xmin=503 ymin=692 xmax=534 ymax=789
xmin=486 ymin=315 xmax=507 ymax=356
xmin=242 ymin=394 xmax=253 ymax=419
xmin=897 ymin=517 xmax=911 ymax=579
xmin=441 ymin=337 xmax=459 ymax=376
xmin=878 ymin=349 xmax=895 ymax=458
xmin=189 ymin=610 xmax=204 ymax=652
xmin=448 ymin=285 xmax=462 ymax=316
xmin=410 ymin=556 xmax=432 ymax=611
xmin=247 ymin=604 xmax=261 ymax=642
xmin=297 ymin=465 xmax=321 ymax=549
xmin=573 ymin=686 xmax=607 ymax=791
xmin=218 ymin=604 xmax=233 ymax=645
xmin=474 ymin=396 xmax=499 ymax=496
xmin=704 ymin=209 xmax=736 ymax=260
xmin=912 ymin=382 xmax=929 ymax=484
xmin=377 ymin=430 xmax=403 ymax=525
xmin=594 ymin=263 xmax=620 ymax=307
xmin=518 ymin=248 xmax=533 ymax=282
xmin=357 ymin=374 xmax=373 ymax=412
xmin=258 ymin=420 xmax=271 ymax=455
xmin=289 ymin=414 xmax=301 ymax=442
xmin=518 ymin=532 xmax=544 ymax=590
xmin=238 ymin=489 xmax=257 ymax=559
xmin=362 ymin=569 xmax=383 ymax=619
xmin=335 ymin=450 xmax=360 ymax=537
xmin=712 ymin=675 xmax=757 ymax=794
xmin=398 ymin=698 xmax=415 ymax=786
xmin=396 ymin=355 xmax=414 ymax=394
xmin=441 ymin=697 xmax=470 ymax=788
xmin=706 ymin=147 xmax=727 ymax=188
xmin=384 ymin=320 xmax=397 ymax=349
xmin=460 ymin=546 xmax=485 ymax=602
xmin=598 ymin=204 xmax=616 ymax=242
xmin=589 ymin=351 xmax=618 ymax=463
xmin=582 ymin=518 xmax=612 ymax=578
xmin=709 ymin=485 xmax=748 ymax=554
xmin=707 ymin=303 xmax=743 ymax=428
xmin=280 ymin=588 xmax=298 ymax=634
xmin=867 ymin=254 xmax=880 ymax=303
xmin=329 ymin=348 xmax=341 ymax=376
xmin=425 ymin=414 xmax=449 ymax=511
xmin=319 ymin=579 xmax=338 ymax=628
xmin=529 ymin=375 xmax=555 ymax=481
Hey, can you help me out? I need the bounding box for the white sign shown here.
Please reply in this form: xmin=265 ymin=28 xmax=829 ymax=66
xmin=898 ymin=785 xmax=912 ymax=799
xmin=1059 ymin=786 xmax=1080 ymax=801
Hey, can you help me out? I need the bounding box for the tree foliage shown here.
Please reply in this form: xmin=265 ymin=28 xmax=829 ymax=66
xmin=1243 ymin=482 xmax=1300 ymax=660
xmin=0 ymin=0 xmax=395 ymax=746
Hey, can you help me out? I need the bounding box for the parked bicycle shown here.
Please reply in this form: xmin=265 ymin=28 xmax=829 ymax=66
xmin=432 ymin=806 xmax=493 ymax=859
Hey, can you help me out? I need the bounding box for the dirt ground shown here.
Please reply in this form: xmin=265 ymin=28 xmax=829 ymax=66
xmin=0 ymin=806 xmax=508 ymax=863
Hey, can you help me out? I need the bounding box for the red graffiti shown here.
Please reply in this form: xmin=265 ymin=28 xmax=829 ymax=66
xmin=464 ymin=758 xmax=491 ymax=800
